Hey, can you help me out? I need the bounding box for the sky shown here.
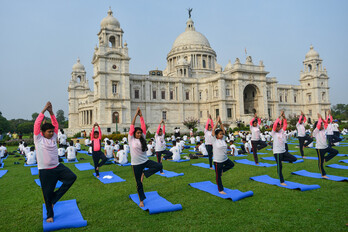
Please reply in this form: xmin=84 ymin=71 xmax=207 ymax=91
xmin=0 ymin=0 xmax=347 ymax=120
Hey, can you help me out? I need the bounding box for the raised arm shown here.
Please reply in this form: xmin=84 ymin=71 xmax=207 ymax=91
xmin=282 ymin=118 xmax=288 ymax=131
xmin=250 ymin=117 xmax=255 ymax=126
xmin=47 ymin=103 xmax=58 ymax=134
xmin=212 ymin=118 xmax=219 ymax=137
xmin=219 ymin=117 xmax=225 ymax=135
xmin=162 ymin=122 xmax=165 ymax=135
xmin=317 ymin=114 xmax=323 ymax=130
xmin=205 ymin=118 xmax=210 ymax=130
xmin=98 ymin=126 xmax=102 ymax=139
xmin=34 ymin=102 xmax=50 ymax=136
xmin=272 ymin=118 xmax=280 ymax=132
xmin=130 ymin=108 xmax=140 ymax=136
xmin=139 ymin=109 xmax=146 ymax=135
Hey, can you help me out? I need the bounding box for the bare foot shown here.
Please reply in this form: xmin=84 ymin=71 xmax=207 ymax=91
xmin=46 ymin=217 xmax=54 ymax=223
xmin=322 ymin=175 xmax=329 ymax=179
xmin=256 ymin=163 xmax=259 ymax=165
xmin=160 ymin=172 xmax=165 ymax=175
xmin=141 ymin=173 xmax=145 ymax=183
xmin=210 ymin=167 xmax=214 ymax=170
xmin=280 ymin=182 xmax=287 ymax=186
xmin=139 ymin=201 xmax=144 ymax=207
xmin=302 ymin=156 xmax=306 ymax=158
xmin=219 ymin=191 xmax=227 ymax=194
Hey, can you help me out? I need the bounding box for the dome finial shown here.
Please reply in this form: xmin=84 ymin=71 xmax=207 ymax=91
xmin=310 ymin=44 xmax=313 ymax=50
xmin=77 ymin=57 xmax=80 ymax=63
xmin=108 ymin=7 xmax=113 ymax=16
xmin=187 ymin=8 xmax=193 ymax=18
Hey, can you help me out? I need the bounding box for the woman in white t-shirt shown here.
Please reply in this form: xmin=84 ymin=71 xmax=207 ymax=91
xmin=129 ymin=107 xmax=162 ymax=207
xmin=146 ymin=141 xmax=154 ymax=157
xmin=116 ymin=145 xmax=128 ymax=164
xmin=104 ymin=140 xmax=115 ymax=159
xmin=212 ymin=116 xmax=234 ymax=195
xmin=229 ymin=140 xmax=239 ymax=156
xmin=26 ymin=147 xmax=37 ymax=165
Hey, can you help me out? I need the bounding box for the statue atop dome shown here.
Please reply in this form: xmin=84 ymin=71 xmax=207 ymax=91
xmin=187 ymin=8 xmax=193 ymax=18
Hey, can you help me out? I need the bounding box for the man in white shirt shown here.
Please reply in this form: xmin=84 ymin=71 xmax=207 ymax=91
xmin=170 ymin=141 xmax=181 ymax=161
xmin=75 ymin=140 xmax=81 ymax=151
xmin=59 ymin=132 xmax=67 ymax=148
xmin=124 ymin=142 xmax=130 ymax=154
xmin=104 ymin=140 xmax=115 ymax=159
xmin=66 ymin=142 xmax=77 ymax=161
xmin=0 ymin=144 xmax=7 ymax=158
xmin=190 ymin=137 xmax=195 ymax=144
xmin=116 ymin=145 xmax=128 ymax=164
xmin=146 ymin=141 xmax=154 ymax=157
xmin=229 ymin=140 xmax=239 ymax=156
xmin=26 ymin=147 xmax=37 ymax=165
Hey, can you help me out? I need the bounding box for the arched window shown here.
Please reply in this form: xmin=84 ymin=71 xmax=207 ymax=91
xmin=109 ymin=36 xmax=116 ymax=48
xmin=112 ymin=112 xmax=119 ymax=123
xmin=308 ymin=64 xmax=312 ymax=72
xmin=203 ymin=60 xmax=206 ymax=68
xmin=77 ymin=75 xmax=81 ymax=83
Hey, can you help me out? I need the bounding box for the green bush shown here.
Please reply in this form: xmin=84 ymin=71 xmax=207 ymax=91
xmin=5 ymin=138 xmax=34 ymax=146
xmin=102 ymin=133 xmax=128 ymax=142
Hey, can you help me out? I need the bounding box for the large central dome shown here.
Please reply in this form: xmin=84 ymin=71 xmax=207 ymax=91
xmin=172 ymin=19 xmax=211 ymax=48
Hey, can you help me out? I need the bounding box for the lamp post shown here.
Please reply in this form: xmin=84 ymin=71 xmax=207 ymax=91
xmin=115 ymin=115 xmax=118 ymax=133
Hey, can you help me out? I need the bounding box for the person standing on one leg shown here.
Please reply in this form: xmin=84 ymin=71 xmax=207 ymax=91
xmin=155 ymin=120 xmax=172 ymax=174
xmin=326 ymin=110 xmax=342 ymax=147
xmin=91 ymin=122 xmax=107 ymax=178
xmin=296 ymin=111 xmax=313 ymax=158
xmin=130 ymin=107 xmax=162 ymax=207
xmin=313 ymin=114 xmax=339 ymax=179
xmin=250 ymin=113 xmax=267 ymax=165
xmin=34 ymin=102 xmax=77 ymax=223
xmin=204 ymin=114 xmax=214 ymax=170
xmin=212 ymin=116 xmax=234 ymax=194
xmin=272 ymin=111 xmax=297 ymax=186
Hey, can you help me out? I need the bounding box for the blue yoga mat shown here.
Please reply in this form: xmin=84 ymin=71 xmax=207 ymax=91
xmin=189 ymin=150 xmax=197 ymax=153
xmin=63 ymin=158 xmax=78 ymax=163
xmin=230 ymin=154 xmax=248 ymax=157
xmin=293 ymin=155 xmax=318 ymax=160
xmin=155 ymin=170 xmax=184 ymax=178
xmin=43 ymin=199 xmax=87 ymax=232
xmin=292 ymin=170 xmax=348 ymax=182
xmin=326 ymin=164 xmax=348 ymax=170
xmin=287 ymin=150 xmax=297 ymax=153
xmin=93 ymin=171 xmax=126 ymax=184
xmin=257 ymin=153 xmax=268 ymax=155
xmin=339 ymin=159 xmax=348 ymax=163
xmin=261 ymin=157 xmax=304 ymax=163
xmin=24 ymin=163 xmax=37 ymax=167
xmin=35 ymin=179 xmax=62 ymax=188
xmin=77 ymin=150 xmax=89 ymax=154
xmin=75 ymin=163 xmax=94 ymax=171
xmin=0 ymin=170 xmax=8 ymax=178
xmin=0 ymin=163 xmax=4 ymax=168
xmin=337 ymin=154 xmax=348 ymax=157
xmin=129 ymin=191 xmax=182 ymax=214
xmin=116 ymin=162 xmax=132 ymax=166
xmin=31 ymin=167 xmax=39 ymax=175
xmin=250 ymin=175 xmax=320 ymax=191
xmin=191 ymin=163 xmax=214 ymax=169
xmin=189 ymin=181 xmax=253 ymax=202
xmin=169 ymin=159 xmax=190 ymax=163
xmin=234 ymin=159 xmax=276 ymax=167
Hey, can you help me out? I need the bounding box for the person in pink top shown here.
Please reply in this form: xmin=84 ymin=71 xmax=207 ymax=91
xmin=129 ymin=107 xmax=162 ymax=207
xmin=325 ymin=110 xmax=342 ymax=148
xmin=204 ymin=114 xmax=214 ymax=169
xmin=271 ymin=111 xmax=297 ymax=185
xmin=34 ymin=102 xmax=77 ymax=223
xmin=296 ymin=111 xmax=313 ymax=158
xmin=250 ymin=113 xmax=267 ymax=165
xmin=91 ymin=122 xmax=107 ymax=178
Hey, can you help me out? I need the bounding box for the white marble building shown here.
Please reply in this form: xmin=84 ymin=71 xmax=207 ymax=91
xmin=68 ymin=9 xmax=331 ymax=135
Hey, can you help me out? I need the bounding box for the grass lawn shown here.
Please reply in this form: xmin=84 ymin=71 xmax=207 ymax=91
xmin=0 ymin=137 xmax=347 ymax=232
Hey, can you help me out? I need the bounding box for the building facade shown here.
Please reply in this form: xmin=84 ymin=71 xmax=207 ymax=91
xmin=68 ymin=9 xmax=331 ymax=135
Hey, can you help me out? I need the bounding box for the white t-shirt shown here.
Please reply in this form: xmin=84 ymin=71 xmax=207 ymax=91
xmin=176 ymin=143 xmax=183 ymax=153
xmin=196 ymin=136 xmax=200 ymax=142
xmin=313 ymin=128 xmax=328 ymax=149
xmin=204 ymin=129 xmax=214 ymax=145
xmin=88 ymin=146 xmax=92 ymax=153
xmin=84 ymin=139 xmax=90 ymax=146
xmin=0 ymin=146 xmax=7 ymax=158
xmin=213 ymin=136 xmax=228 ymax=163
xmin=155 ymin=134 xmax=166 ymax=152
xmin=146 ymin=144 xmax=153 ymax=156
xmin=128 ymin=133 xmax=148 ymax=165
xmin=332 ymin=123 xmax=339 ymax=132
xmin=105 ymin=145 xmax=114 ymax=158
xmin=114 ymin=144 xmax=120 ymax=152
xmin=199 ymin=144 xmax=208 ymax=156
xmin=57 ymin=148 xmax=66 ymax=157
xmin=122 ymin=137 xmax=128 ymax=143
xmin=244 ymin=142 xmax=252 ymax=153
xmin=271 ymin=130 xmax=286 ymax=154
xmin=326 ymin=123 xmax=334 ymax=135
xmin=75 ymin=143 xmax=81 ymax=150
xmin=250 ymin=125 xmax=261 ymax=141
xmin=124 ymin=144 xmax=130 ymax=153
xmin=60 ymin=134 xmax=67 ymax=145
xmin=24 ymin=147 xmax=30 ymax=158
xmin=296 ymin=123 xmax=306 ymax=137
xmin=183 ymin=135 xmax=188 ymax=141
xmin=66 ymin=146 xmax=77 ymax=160
xmin=230 ymin=144 xmax=239 ymax=156
xmin=170 ymin=146 xmax=180 ymax=161
xmin=190 ymin=137 xmax=196 ymax=144
xmin=117 ymin=150 xmax=128 ymax=164
xmin=27 ymin=151 xmax=37 ymax=165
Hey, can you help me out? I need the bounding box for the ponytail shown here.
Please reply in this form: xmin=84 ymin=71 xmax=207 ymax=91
xmin=134 ymin=127 xmax=148 ymax=152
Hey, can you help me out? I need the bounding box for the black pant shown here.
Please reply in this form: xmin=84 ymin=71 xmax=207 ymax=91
xmin=92 ymin=150 xmax=107 ymax=176
xmin=298 ymin=135 xmax=313 ymax=157
xmin=285 ymin=143 xmax=288 ymax=152
xmin=39 ymin=163 xmax=77 ymax=219
xmin=316 ymin=147 xmax=338 ymax=176
xmin=132 ymin=160 xmax=163 ymax=201
xmin=206 ymin=144 xmax=213 ymax=168
xmin=327 ymin=134 xmax=342 ymax=148
xmin=274 ymin=152 xmax=297 ymax=183
xmin=156 ymin=150 xmax=173 ymax=172
xmin=251 ymin=140 xmax=267 ymax=163
xmin=214 ymin=159 xmax=234 ymax=192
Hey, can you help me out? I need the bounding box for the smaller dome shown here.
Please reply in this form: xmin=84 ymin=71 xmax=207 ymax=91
xmin=305 ymin=45 xmax=319 ymax=59
xmin=72 ymin=58 xmax=85 ymax=71
xmin=224 ymin=60 xmax=233 ymax=71
xmin=100 ymin=8 xmax=120 ymax=29
xmin=177 ymin=57 xmax=189 ymax=66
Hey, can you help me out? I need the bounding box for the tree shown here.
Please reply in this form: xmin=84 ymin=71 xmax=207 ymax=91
xmin=17 ymin=122 xmax=34 ymax=134
xmin=56 ymin=110 xmax=66 ymax=126
xmin=32 ymin=112 xmax=39 ymax=121
xmin=0 ymin=112 xmax=11 ymax=133
xmin=183 ymin=117 xmax=199 ymax=130
xmin=331 ymin=104 xmax=348 ymax=120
